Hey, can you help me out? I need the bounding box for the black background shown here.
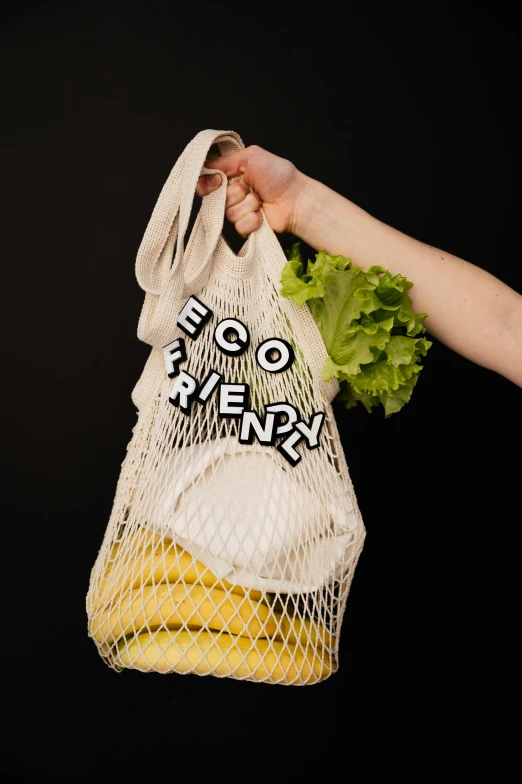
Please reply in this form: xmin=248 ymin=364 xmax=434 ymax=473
xmin=2 ymin=1 xmax=520 ymax=779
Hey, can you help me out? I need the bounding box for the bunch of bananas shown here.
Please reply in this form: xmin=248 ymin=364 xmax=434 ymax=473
xmin=89 ymin=528 xmax=334 ymax=684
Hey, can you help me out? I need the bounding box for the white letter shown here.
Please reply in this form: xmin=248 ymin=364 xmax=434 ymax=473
xmin=169 ymin=371 xmax=198 ymax=415
xmin=177 ymin=296 xmax=212 ymax=339
xmin=295 ymin=412 xmax=325 ymax=449
xmin=239 ymin=411 xmax=276 ymax=446
xmin=218 ymin=383 xmax=249 ymax=417
xmin=163 ymin=338 xmax=186 ymax=378
xmin=265 ymin=402 xmax=299 ymax=436
xmin=256 ymin=338 xmax=294 ymax=373
xmin=196 ymin=370 xmax=222 ymax=405
xmin=214 ymin=318 xmax=250 ymax=356
xmin=277 ymin=429 xmax=303 ymax=466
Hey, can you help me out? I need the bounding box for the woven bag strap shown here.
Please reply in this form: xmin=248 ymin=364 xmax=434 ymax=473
xmin=135 ymin=130 xmax=244 ymax=347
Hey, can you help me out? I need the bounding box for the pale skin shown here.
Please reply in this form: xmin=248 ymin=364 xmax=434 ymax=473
xmin=196 ymin=145 xmax=522 ymax=387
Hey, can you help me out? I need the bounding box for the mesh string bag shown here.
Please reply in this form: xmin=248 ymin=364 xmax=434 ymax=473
xmin=86 ymin=129 xmax=366 ymax=684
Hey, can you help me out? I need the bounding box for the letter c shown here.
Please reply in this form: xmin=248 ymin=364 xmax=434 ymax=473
xmin=214 ymin=318 xmax=250 ymax=356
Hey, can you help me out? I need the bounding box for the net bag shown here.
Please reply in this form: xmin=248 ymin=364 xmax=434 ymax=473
xmin=86 ymin=129 xmax=366 ymax=684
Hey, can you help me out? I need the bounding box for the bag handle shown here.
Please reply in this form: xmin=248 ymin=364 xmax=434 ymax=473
xmin=135 ymin=130 xmax=244 ymax=347
xmin=174 ymin=131 xmax=243 ymax=282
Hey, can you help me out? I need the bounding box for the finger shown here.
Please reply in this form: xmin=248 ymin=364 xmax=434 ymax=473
xmin=204 ymin=150 xmax=250 ymax=178
xmin=226 ymin=191 xmax=262 ymax=223
xmin=225 ymin=178 xmax=250 ymax=209
xmin=196 ymin=173 xmax=222 ymax=197
xmin=235 ymin=209 xmax=263 ymax=238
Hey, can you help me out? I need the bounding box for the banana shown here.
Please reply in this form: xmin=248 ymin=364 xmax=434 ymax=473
xmin=92 ymin=529 xmax=333 ymax=656
xmin=91 ymin=583 xmax=276 ymax=644
xmin=117 ymin=629 xmax=333 ymax=684
xmin=95 ymin=530 xmax=262 ymax=603
xmin=273 ymin=613 xmax=333 ymax=651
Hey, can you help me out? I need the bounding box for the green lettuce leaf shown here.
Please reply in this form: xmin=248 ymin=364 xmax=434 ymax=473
xmin=336 ymin=382 xmax=381 ymax=414
xmin=279 ymin=260 xmax=325 ymax=305
xmin=280 ymin=244 xmax=432 ymax=416
xmin=379 ymin=373 xmax=420 ymax=417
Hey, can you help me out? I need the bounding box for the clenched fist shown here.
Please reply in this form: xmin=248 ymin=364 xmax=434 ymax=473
xmin=196 ymin=145 xmax=308 ymax=238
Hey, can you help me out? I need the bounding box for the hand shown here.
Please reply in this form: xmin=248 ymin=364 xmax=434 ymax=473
xmin=196 ymin=145 xmax=308 ymax=237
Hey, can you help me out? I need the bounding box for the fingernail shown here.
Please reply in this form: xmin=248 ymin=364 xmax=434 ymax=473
xmin=208 ymin=174 xmax=220 ymax=187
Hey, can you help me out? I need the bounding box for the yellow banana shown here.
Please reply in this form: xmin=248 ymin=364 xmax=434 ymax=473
xmin=93 ymin=529 xmax=333 ymax=654
xmin=117 ymin=629 xmax=333 ymax=684
xmin=95 ymin=530 xmax=262 ymax=603
xmin=273 ymin=613 xmax=333 ymax=651
xmin=91 ymin=583 xmax=276 ymax=644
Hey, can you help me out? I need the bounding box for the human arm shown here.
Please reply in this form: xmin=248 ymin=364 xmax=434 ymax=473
xmin=197 ymin=145 xmax=522 ymax=387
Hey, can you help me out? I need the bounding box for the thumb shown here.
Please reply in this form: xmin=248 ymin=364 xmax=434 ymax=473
xmin=196 ymin=173 xmax=222 ymax=197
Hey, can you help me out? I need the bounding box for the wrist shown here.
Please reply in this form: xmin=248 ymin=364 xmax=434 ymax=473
xmin=290 ymin=171 xmax=313 ymax=238
xmin=290 ymin=175 xmax=378 ymax=260
xmin=291 ymin=173 xmax=347 ymax=251
xmin=289 ymin=170 xmax=314 ymax=237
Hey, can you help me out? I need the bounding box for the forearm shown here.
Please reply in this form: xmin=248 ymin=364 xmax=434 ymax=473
xmin=293 ymin=175 xmax=522 ymax=386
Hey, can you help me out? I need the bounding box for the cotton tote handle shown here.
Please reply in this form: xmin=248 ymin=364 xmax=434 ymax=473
xmin=135 ymin=130 xmax=244 ymax=347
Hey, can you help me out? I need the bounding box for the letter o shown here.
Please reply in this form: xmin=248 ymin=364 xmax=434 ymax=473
xmin=255 ymin=338 xmax=295 ymax=373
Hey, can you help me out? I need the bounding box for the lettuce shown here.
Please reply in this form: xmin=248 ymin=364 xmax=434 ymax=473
xmin=280 ymin=243 xmax=432 ymax=417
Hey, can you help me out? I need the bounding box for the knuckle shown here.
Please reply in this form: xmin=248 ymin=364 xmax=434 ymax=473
xmin=252 ymin=210 xmax=263 ymax=230
xmin=226 ymin=191 xmax=262 ymax=224
xmin=225 ymin=204 xmax=237 ymax=222
xmin=226 ymin=202 xmax=243 ymax=222
xmin=242 ymin=193 xmax=253 ymax=210
xmin=225 ymin=181 xmax=246 ymax=208
xmin=229 ymin=179 xmax=247 ymax=196
xmin=236 ymin=209 xmax=262 ymax=237
xmin=235 ymin=215 xmax=249 ymax=236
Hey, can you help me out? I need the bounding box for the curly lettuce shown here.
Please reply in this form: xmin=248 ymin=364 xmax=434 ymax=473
xmin=280 ymin=243 xmax=432 ymax=417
